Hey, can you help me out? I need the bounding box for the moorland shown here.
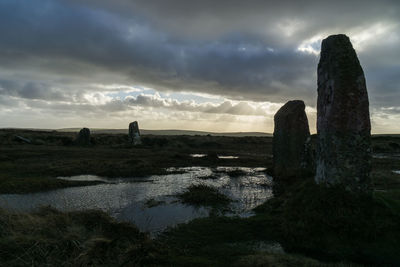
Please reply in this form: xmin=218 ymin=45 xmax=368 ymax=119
xmin=0 ymin=129 xmax=399 ymax=266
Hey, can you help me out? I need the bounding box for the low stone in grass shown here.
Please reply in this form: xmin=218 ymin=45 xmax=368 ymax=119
xmin=75 ymin=128 xmax=91 ymax=146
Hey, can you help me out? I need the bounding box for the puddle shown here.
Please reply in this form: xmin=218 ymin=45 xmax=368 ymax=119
xmin=189 ymin=154 xmax=240 ymax=159
xmin=0 ymin=167 xmax=272 ymax=234
xmin=373 ymin=153 xmax=400 ymax=160
xmin=393 ymin=170 xmax=400 ymax=175
xmin=218 ymin=155 xmax=239 ymax=159
xmin=190 ymin=154 xmax=207 ymax=158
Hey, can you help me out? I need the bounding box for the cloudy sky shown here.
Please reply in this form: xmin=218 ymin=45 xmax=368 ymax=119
xmin=0 ymin=0 xmax=399 ymax=133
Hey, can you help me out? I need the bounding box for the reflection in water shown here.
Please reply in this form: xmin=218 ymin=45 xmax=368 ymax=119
xmin=0 ymin=167 xmax=272 ymax=234
xmin=393 ymin=170 xmax=400 ymax=175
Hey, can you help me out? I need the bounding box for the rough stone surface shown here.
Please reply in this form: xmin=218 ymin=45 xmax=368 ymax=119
xmin=273 ymin=100 xmax=312 ymax=192
xmin=75 ymin=128 xmax=91 ymax=146
xmin=315 ymin=34 xmax=371 ymax=192
xmin=129 ymin=121 xmax=141 ymax=145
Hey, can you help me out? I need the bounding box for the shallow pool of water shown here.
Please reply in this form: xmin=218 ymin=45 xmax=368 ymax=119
xmin=0 ymin=167 xmax=272 ymax=234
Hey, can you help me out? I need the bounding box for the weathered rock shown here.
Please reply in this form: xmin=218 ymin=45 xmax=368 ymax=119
xmin=129 ymin=121 xmax=141 ymax=145
xmin=273 ymin=100 xmax=312 ymax=193
xmin=315 ymin=34 xmax=371 ymax=192
xmin=75 ymin=128 xmax=91 ymax=146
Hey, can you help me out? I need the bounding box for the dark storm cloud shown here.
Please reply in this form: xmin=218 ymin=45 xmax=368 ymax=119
xmin=0 ymin=0 xmax=399 ymax=110
xmin=0 ymin=0 xmax=316 ymax=105
xmin=73 ymin=0 xmax=400 ymax=49
xmin=0 ymin=79 xmax=67 ymax=101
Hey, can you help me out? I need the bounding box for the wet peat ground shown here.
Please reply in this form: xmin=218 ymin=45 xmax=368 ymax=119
xmin=0 ymin=129 xmax=271 ymax=194
xmin=0 ymin=129 xmax=400 ymax=266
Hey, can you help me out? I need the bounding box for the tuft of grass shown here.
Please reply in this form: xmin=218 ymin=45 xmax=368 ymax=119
xmin=0 ymin=207 xmax=162 ymax=266
xmin=144 ymin=198 xmax=166 ymax=208
xmin=226 ymin=169 xmax=248 ymax=177
xmin=176 ymin=184 xmax=232 ymax=207
xmin=197 ymin=174 xmax=220 ymax=180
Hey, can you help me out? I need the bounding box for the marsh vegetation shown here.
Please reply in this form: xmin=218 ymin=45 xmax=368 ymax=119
xmin=0 ymin=129 xmax=399 ymax=266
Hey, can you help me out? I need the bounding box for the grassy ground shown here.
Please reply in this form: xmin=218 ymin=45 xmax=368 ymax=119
xmin=0 ymin=207 xmax=355 ymax=267
xmin=0 ymin=207 xmax=161 ymax=266
xmin=0 ymin=129 xmax=270 ymax=194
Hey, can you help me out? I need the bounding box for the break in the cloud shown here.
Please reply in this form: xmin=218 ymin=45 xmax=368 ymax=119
xmin=0 ymin=0 xmax=399 ymax=133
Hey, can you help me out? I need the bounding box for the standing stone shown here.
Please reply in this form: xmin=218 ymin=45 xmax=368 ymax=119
xmin=273 ymin=100 xmax=312 ymax=193
xmin=315 ymin=34 xmax=371 ymax=192
xmin=75 ymin=128 xmax=91 ymax=146
xmin=129 ymin=121 xmax=141 ymax=145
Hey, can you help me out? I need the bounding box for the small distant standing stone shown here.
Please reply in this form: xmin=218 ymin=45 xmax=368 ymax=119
xmin=75 ymin=128 xmax=91 ymax=145
xmin=129 ymin=121 xmax=141 ymax=145
xmin=273 ymin=100 xmax=312 ymax=193
xmin=315 ymin=34 xmax=371 ymax=192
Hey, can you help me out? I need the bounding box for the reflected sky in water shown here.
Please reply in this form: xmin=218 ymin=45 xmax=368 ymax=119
xmin=0 ymin=167 xmax=272 ymax=234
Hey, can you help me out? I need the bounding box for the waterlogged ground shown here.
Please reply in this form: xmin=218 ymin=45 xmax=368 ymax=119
xmin=0 ymin=166 xmax=272 ymax=234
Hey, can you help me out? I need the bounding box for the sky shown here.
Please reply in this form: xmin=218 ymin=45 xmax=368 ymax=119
xmin=0 ymin=0 xmax=399 ymax=133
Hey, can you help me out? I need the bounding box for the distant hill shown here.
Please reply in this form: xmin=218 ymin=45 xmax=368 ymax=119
xmin=57 ymin=128 xmax=272 ymax=137
xmin=3 ymin=127 xmax=398 ymax=137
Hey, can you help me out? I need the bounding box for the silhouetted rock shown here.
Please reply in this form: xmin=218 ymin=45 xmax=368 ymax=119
xmin=273 ymin=100 xmax=312 ymax=194
xmin=75 ymin=128 xmax=91 ymax=146
xmin=129 ymin=121 xmax=141 ymax=145
xmin=315 ymin=34 xmax=371 ymax=192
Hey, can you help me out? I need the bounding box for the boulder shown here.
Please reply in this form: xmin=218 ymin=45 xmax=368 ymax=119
xmin=273 ymin=100 xmax=312 ymax=193
xmin=75 ymin=128 xmax=91 ymax=146
xmin=129 ymin=121 xmax=141 ymax=145
xmin=315 ymin=34 xmax=371 ymax=192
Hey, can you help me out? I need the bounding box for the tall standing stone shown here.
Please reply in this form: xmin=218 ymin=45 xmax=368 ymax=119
xmin=273 ymin=100 xmax=312 ymax=194
xmin=75 ymin=128 xmax=91 ymax=146
xmin=129 ymin=121 xmax=141 ymax=145
xmin=316 ymin=34 xmax=371 ymax=192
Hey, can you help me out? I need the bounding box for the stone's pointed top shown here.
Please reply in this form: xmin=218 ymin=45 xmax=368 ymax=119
xmin=323 ymin=34 xmax=351 ymax=43
xmin=274 ymin=100 xmax=305 ymax=118
xmin=321 ymin=34 xmax=353 ymax=51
